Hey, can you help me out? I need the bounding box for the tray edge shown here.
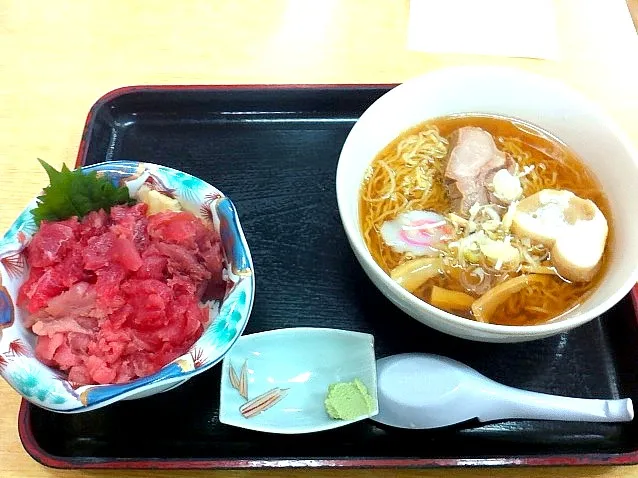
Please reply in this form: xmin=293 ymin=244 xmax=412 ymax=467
xmin=72 ymin=83 xmax=397 ymax=169
xmin=16 ymin=390 xmax=638 ymax=470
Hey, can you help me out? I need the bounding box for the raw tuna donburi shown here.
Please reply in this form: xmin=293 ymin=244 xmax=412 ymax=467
xmin=18 ymin=175 xmax=226 ymax=386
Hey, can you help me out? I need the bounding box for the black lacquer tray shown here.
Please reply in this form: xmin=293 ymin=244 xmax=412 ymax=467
xmin=18 ymin=85 xmax=638 ymax=469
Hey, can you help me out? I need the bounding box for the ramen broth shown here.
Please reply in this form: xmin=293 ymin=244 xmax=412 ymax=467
xmin=359 ymin=115 xmax=611 ymax=326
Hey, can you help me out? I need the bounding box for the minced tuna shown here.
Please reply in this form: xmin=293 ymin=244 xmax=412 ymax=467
xmin=18 ymin=203 xmax=225 ymax=385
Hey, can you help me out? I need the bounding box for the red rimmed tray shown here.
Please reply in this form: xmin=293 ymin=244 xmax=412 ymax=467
xmin=17 ymin=85 xmax=638 ymax=469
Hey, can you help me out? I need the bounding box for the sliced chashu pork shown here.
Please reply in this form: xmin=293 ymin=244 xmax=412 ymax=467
xmin=444 ymin=127 xmax=508 ymax=215
xmin=512 ymin=189 xmax=608 ymax=282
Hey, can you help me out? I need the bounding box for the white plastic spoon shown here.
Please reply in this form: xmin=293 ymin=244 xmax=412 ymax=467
xmin=372 ymin=353 xmax=633 ymax=429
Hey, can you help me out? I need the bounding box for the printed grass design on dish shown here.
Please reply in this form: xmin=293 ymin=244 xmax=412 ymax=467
xmin=228 ymin=359 xmax=289 ymax=418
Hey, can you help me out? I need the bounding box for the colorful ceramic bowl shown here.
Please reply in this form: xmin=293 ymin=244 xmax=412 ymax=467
xmin=0 ymin=160 xmax=254 ymax=412
xmin=219 ymin=327 xmax=379 ymax=434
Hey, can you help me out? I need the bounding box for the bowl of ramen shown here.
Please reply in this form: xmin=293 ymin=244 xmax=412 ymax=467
xmin=336 ymin=66 xmax=638 ymax=342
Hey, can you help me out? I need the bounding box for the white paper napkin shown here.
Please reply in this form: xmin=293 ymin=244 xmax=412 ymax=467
xmin=407 ymin=0 xmax=559 ymax=60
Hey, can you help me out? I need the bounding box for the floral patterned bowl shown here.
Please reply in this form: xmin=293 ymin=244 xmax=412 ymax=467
xmin=0 ymin=160 xmax=254 ymax=413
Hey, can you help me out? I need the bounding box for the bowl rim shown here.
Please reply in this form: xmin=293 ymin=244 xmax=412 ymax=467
xmin=0 ymin=160 xmax=255 ymax=411
xmin=336 ymin=65 xmax=638 ymax=336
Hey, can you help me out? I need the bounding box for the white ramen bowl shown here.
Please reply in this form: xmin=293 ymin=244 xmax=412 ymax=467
xmin=336 ymin=66 xmax=638 ymax=343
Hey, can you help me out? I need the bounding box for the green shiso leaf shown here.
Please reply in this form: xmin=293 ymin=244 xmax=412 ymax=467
xmin=31 ymin=159 xmax=134 ymax=225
